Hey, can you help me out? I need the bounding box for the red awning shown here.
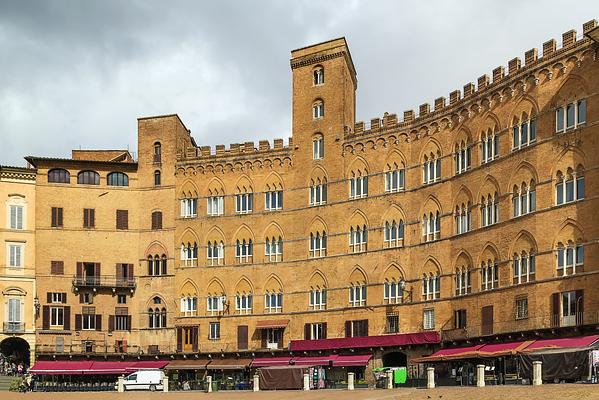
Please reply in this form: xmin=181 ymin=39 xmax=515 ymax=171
xmin=412 ymin=345 xmax=484 ymax=362
xmin=255 ymin=319 xmax=290 ymax=329
xmin=479 ymin=341 xmax=533 ymax=357
xmin=84 ymin=361 xmax=135 ymax=375
xmin=251 ymin=357 xmax=293 ymax=367
xmin=333 ymin=354 xmax=372 ymax=367
xmin=524 ymin=334 xmax=599 ymax=352
xmin=30 ymin=361 xmax=94 ymax=375
xmin=290 ymin=331 xmax=440 ymax=352
xmin=125 ymin=360 xmax=169 ymax=372
xmin=292 ymin=355 xmax=338 ymax=366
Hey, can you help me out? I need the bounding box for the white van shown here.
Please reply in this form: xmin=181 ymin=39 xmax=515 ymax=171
xmin=123 ymin=369 xmax=164 ymax=391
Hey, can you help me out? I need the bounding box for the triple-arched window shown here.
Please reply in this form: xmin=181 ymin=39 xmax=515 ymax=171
xmin=181 ymin=242 xmax=198 ymax=267
xmin=349 ymin=225 xmax=368 ymax=253
xmin=148 ymin=297 xmax=167 ymax=328
xmin=556 ymin=167 xmax=585 ymax=205
xmin=384 ymin=220 xmax=404 ymax=248
xmin=147 ymin=254 xmax=167 ymax=276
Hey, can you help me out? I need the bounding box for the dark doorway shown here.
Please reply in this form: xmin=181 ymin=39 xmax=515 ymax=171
xmin=0 ymin=337 xmax=30 ymax=367
xmin=382 ymin=351 xmax=407 ymax=367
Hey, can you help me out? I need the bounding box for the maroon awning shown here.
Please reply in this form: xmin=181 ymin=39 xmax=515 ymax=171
xmin=292 ymin=355 xmax=338 ymax=366
xmin=125 ymin=360 xmax=169 ymax=372
xmin=333 ymin=354 xmax=372 ymax=367
xmin=255 ymin=319 xmax=289 ymax=329
xmin=30 ymin=361 xmax=94 ymax=375
xmin=251 ymin=357 xmax=293 ymax=367
xmin=524 ymin=334 xmax=599 ymax=352
xmin=84 ymin=361 xmax=135 ymax=375
xmin=290 ymin=331 xmax=440 ymax=352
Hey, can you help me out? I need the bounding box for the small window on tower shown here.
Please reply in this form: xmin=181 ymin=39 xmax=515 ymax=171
xmin=313 ymin=67 xmax=324 ymax=86
xmin=313 ymin=100 xmax=324 ymax=119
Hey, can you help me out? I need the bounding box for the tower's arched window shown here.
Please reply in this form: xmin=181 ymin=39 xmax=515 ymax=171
xmin=313 ymin=100 xmax=324 ymax=119
xmin=153 ymin=142 xmax=162 ymax=163
xmin=313 ymin=67 xmax=324 ymax=85
xmin=154 ymin=170 xmax=161 ymax=186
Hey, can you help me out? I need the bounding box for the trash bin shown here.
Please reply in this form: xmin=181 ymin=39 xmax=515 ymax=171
xmin=211 ymin=380 xmax=219 ymax=392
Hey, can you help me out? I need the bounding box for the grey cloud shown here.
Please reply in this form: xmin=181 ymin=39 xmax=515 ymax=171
xmin=0 ymin=0 xmax=596 ymax=165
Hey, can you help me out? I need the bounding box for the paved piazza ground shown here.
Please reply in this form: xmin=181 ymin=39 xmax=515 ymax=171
xmin=3 ymin=385 xmax=599 ymax=400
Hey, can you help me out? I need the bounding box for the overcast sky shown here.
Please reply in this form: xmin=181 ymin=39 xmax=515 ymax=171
xmin=0 ymin=1 xmax=596 ymax=166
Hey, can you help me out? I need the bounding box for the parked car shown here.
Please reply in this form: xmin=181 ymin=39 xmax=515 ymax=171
xmin=122 ymin=369 xmax=164 ymax=391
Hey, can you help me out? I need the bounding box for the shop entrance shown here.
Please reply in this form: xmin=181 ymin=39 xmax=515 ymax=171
xmin=0 ymin=337 xmax=30 ymax=370
xmin=382 ymin=351 xmax=407 ymax=367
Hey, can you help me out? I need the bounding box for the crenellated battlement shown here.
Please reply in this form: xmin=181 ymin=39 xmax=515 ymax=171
xmin=348 ymin=19 xmax=598 ymax=141
xmin=178 ymin=137 xmax=294 ymax=163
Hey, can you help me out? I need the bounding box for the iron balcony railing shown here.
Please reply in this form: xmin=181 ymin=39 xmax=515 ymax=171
xmin=72 ymin=275 xmax=136 ymax=289
xmin=3 ymin=322 xmax=25 ymax=333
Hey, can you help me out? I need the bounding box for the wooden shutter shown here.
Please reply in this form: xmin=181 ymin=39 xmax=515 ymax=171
xmin=42 ymin=306 xmax=50 ymax=330
xmin=127 ymin=315 xmax=132 ymax=331
xmin=57 ymin=208 xmax=63 ymax=227
xmin=345 ymin=321 xmax=351 ymax=338
xmin=76 ymin=262 xmax=83 ymax=278
xmin=116 ymin=210 xmax=128 ymax=230
xmin=122 ymin=340 xmax=127 ymax=353
xmin=237 ymin=325 xmax=248 ymax=350
xmin=363 ymin=319 xmax=369 ymax=337
xmin=51 ymin=261 xmax=64 ymax=275
xmin=322 ymin=322 xmax=327 ymax=339
xmin=95 ymin=314 xmax=102 ymax=331
xmin=83 ymin=209 xmax=88 ymax=228
xmin=551 ymin=293 xmax=560 ymax=327
xmin=90 ymin=209 xmax=95 ymax=228
xmin=95 ymin=263 xmax=101 ymax=277
xmin=481 ymin=306 xmax=494 ymax=335
xmin=304 ymin=323 xmax=311 ymax=340
xmin=51 ymin=207 xmax=57 ymax=227
xmin=116 ymin=264 xmax=123 ymax=278
xmin=261 ymin=330 xmax=267 ymax=348
xmin=63 ymin=306 xmax=70 ymax=330
xmin=75 ymin=314 xmax=82 ymax=331
xmin=277 ymin=329 xmax=283 ymax=347
xmin=176 ymin=328 xmax=182 ymax=352
xmin=47 ymin=293 xmax=52 ymax=303
xmin=127 ymin=264 xmax=134 ymax=278
xmin=192 ymin=327 xmax=199 ymax=352
xmin=108 ymin=315 xmax=114 ymax=332
xmin=63 ymin=292 xmax=67 ymax=303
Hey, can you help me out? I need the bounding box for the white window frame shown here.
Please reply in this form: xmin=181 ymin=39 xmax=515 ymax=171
xmin=209 ymin=322 xmax=220 ymax=340
xmin=481 ymin=195 xmax=499 ymax=227
xmin=422 ymin=212 xmax=441 ymax=242
xmin=50 ymin=306 xmax=64 ymax=327
xmin=349 ymin=225 xmax=367 ymax=253
xmin=512 ymin=118 xmax=537 ymax=150
xmin=512 ymin=184 xmax=536 ymax=217
xmin=422 ymin=156 xmax=441 ymax=184
xmin=556 ymin=243 xmax=584 ymax=276
xmin=82 ymin=313 xmax=96 ymax=330
xmin=556 ymin=173 xmax=584 ymax=205
xmin=265 ymin=191 xmax=283 ymax=211
xmin=481 ymin=132 xmax=499 ymax=164
xmin=207 ymin=295 xmax=226 ymax=315
xmin=235 ymin=293 xmax=252 ymax=315
xmin=454 ymin=143 xmax=471 ymax=175
xmin=313 ymin=137 xmax=324 ymax=160
xmin=206 ymin=241 xmax=224 ymax=266
xmin=309 ymin=232 xmax=327 ymax=258
xmin=515 ymin=297 xmax=528 ymax=320
xmin=313 ymin=68 xmax=324 ymax=86
xmin=349 ymin=173 xmax=368 ymax=199
xmin=7 ymin=201 xmax=25 ymax=230
xmin=235 ymin=239 xmax=253 ymax=263
xmin=455 ymin=204 xmax=471 ymax=235
xmin=235 ymin=193 xmax=253 ymax=214
xmin=207 ymin=196 xmax=224 ymax=216
xmin=180 ymin=198 xmax=198 ymax=218
xmin=422 ymin=274 xmax=440 ymax=300
xmin=384 ymin=220 xmax=404 ymax=248
xmin=313 ymin=101 xmax=324 ymax=119
xmin=384 ymin=280 xmax=402 ymax=304
xmin=349 ymin=285 xmax=367 ymax=307
xmin=513 ymin=253 xmax=536 ymax=284
xmin=264 ymin=292 xmax=282 ymax=313
xmin=555 ymin=99 xmax=586 ymax=133
xmin=384 ymin=165 xmax=405 ymax=193
xmin=265 ymin=236 xmax=283 ymax=262
xmin=423 ymin=309 xmax=435 ymax=330
xmin=454 ymin=268 xmax=471 ymax=296
xmin=481 ymin=262 xmax=498 ymax=291
xmin=181 ymin=242 xmax=198 ymax=267
xmin=7 ymin=242 xmax=24 ymax=269
xmin=180 ymin=296 xmax=198 ymax=316
xmin=309 ymin=182 xmax=327 ymax=206
xmin=309 ymin=288 xmax=327 ymax=310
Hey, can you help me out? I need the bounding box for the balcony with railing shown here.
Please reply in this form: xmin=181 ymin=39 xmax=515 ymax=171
xmin=441 ymin=311 xmax=599 ymax=342
xmin=72 ymin=275 xmax=136 ymax=290
xmin=3 ymin=322 xmax=25 ymax=333
xmin=35 ymin=342 xmax=177 ymax=356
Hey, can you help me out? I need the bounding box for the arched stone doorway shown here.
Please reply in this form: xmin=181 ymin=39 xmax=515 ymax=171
xmin=0 ymin=337 xmax=31 ymax=367
xmin=382 ymin=351 xmax=407 ymax=367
